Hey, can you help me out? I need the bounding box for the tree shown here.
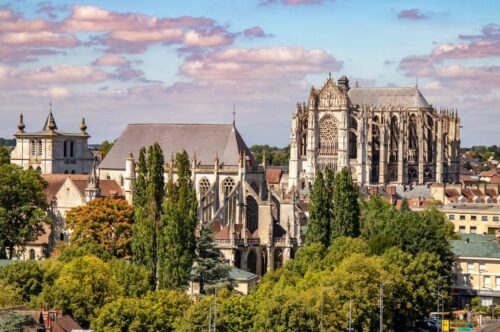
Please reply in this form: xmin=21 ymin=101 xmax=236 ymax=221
xmin=55 ymin=241 xmax=112 ymax=263
xmin=131 ymin=143 xmax=165 ymax=289
xmin=190 ymin=224 xmax=231 ymax=294
xmin=108 ymin=259 xmax=151 ymax=297
xmin=158 ymin=151 xmax=198 ymax=289
xmin=40 ymin=256 xmax=123 ymax=327
xmin=99 ymin=140 xmax=114 ymax=158
xmin=65 ymin=198 xmax=134 ymax=258
xmin=330 ymin=167 xmax=360 ymax=240
xmin=0 ymin=164 xmax=48 ymax=259
xmin=0 ymin=146 xmax=9 ymax=165
xmin=0 ymin=311 xmax=36 ymax=332
xmin=0 ymin=279 xmax=22 ymax=307
xmin=305 ymin=172 xmax=330 ymax=247
xmin=0 ymin=261 xmax=43 ymax=302
xmin=92 ymin=290 xmax=192 ymax=332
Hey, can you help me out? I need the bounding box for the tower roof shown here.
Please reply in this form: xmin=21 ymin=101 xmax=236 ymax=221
xmin=43 ymin=112 xmax=58 ymax=131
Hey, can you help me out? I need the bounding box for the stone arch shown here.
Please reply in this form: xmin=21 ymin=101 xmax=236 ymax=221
xmin=318 ymin=115 xmax=339 ymax=156
xmin=247 ymin=250 xmax=257 ymax=274
xmin=273 ymin=248 xmax=283 ymax=270
xmin=199 ymin=177 xmax=211 ymax=196
xmin=221 ymin=177 xmax=235 ymax=197
xmin=246 ymin=195 xmax=259 ymax=233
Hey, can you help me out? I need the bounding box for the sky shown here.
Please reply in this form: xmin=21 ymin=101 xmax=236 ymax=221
xmin=0 ymin=0 xmax=498 ymax=147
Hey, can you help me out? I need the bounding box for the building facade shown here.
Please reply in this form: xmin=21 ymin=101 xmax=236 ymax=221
xmin=288 ymin=74 xmax=461 ymax=191
xmin=99 ymin=123 xmax=302 ymax=276
xmin=11 ymin=112 xmax=94 ymax=174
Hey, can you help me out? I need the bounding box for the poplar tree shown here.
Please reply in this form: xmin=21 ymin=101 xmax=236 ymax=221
xmin=131 ymin=143 xmax=164 ymax=289
xmin=305 ymin=172 xmax=331 ymax=247
xmin=330 ymin=167 xmax=360 ymax=240
xmin=158 ymin=151 xmax=198 ymax=289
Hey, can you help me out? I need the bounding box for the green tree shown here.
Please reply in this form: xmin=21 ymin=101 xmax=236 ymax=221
xmin=99 ymin=140 xmax=114 ymax=158
xmin=0 ymin=279 xmax=22 ymax=307
xmin=0 ymin=164 xmax=48 ymax=258
xmin=190 ymin=224 xmax=231 ymax=294
xmin=93 ymin=290 xmax=192 ymax=332
xmin=305 ymin=172 xmax=330 ymax=246
xmin=132 ymin=143 xmax=164 ymax=289
xmin=65 ymin=198 xmax=134 ymax=258
xmin=158 ymin=151 xmax=198 ymax=289
xmin=0 ymin=146 xmax=9 ymax=165
xmin=330 ymin=167 xmax=360 ymax=240
xmin=40 ymin=256 xmax=123 ymax=327
xmin=108 ymin=259 xmax=151 ymax=297
xmin=0 ymin=261 xmax=43 ymax=302
xmin=55 ymin=241 xmax=112 ymax=263
xmin=0 ymin=311 xmax=36 ymax=331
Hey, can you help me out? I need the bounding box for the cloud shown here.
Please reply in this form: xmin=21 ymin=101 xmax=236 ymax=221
xmin=18 ymin=65 xmax=109 ymax=84
xmin=36 ymin=2 xmax=69 ymax=20
xmin=180 ymin=46 xmax=342 ymax=82
xmin=243 ymin=26 xmax=272 ymax=39
xmin=92 ymin=54 xmax=129 ymax=66
xmin=397 ymin=9 xmax=430 ymax=20
xmin=0 ymin=31 xmax=78 ymax=47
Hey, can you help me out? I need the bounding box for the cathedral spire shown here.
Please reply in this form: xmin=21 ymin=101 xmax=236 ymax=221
xmin=17 ymin=113 xmax=25 ymax=133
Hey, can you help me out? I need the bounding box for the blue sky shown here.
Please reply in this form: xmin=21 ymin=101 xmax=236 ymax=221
xmin=0 ymin=0 xmax=498 ymax=147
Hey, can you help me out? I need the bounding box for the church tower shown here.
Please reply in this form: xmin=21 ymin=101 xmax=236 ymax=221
xmin=11 ymin=107 xmax=94 ymax=174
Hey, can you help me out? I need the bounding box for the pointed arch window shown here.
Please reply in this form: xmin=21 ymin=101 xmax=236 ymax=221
xmin=246 ymin=196 xmax=259 ymax=233
xmin=247 ymin=250 xmax=257 ymax=274
xmin=199 ymin=177 xmax=211 ymax=197
xmin=221 ymin=177 xmax=235 ymax=197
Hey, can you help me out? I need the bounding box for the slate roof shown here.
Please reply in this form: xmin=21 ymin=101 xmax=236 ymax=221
xmin=100 ymin=124 xmax=253 ymax=170
xmin=348 ymin=87 xmax=430 ymax=108
xmin=229 ymin=267 xmax=258 ymax=281
xmin=451 ymin=234 xmax=500 ymax=259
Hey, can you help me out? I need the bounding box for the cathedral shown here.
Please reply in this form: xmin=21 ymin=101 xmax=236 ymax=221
xmin=99 ymin=123 xmax=301 ymax=276
xmin=288 ymin=74 xmax=461 ymax=190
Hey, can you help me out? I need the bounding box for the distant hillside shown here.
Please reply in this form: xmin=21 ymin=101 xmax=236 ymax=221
xmin=0 ymin=138 xmax=15 ymax=147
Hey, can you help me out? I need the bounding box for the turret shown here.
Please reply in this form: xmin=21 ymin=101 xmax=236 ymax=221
xmin=85 ymin=157 xmax=100 ymax=202
xmin=124 ymin=152 xmax=135 ymax=204
xmin=337 ymin=75 xmax=349 ymax=90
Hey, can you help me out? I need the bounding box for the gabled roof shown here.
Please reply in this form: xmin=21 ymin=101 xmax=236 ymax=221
xmin=52 ymin=315 xmax=82 ymax=332
xmin=229 ymin=267 xmax=258 ymax=281
xmin=348 ymin=86 xmax=430 ymax=108
xmin=99 ymin=123 xmax=253 ymax=170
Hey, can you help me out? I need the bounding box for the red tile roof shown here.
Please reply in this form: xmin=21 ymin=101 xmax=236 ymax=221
xmin=52 ymin=315 xmax=82 ymax=332
xmin=30 ymin=223 xmax=51 ymax=245
xmin=266 ymin=167 xmax=282 ymax=184
xmin=479 ymin=169 xmax=498 ymax=177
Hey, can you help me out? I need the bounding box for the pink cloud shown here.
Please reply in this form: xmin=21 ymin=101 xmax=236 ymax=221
xmin=397 ymin=9 xmax=430 ymax=20
xmin=18 ymin=65 xmax=109 ymax=84
xmin=0 ymin=9 xmax=52 ymax=31
xmin=92 ymin=54 xmax=129 ymax=66
xmin=0 ymin=31 xmax=78 ymax=47
xmin=243 ymin=26 xmax=272 ymax=39
xmin=181 ymin=46 xmax=342 ymax=82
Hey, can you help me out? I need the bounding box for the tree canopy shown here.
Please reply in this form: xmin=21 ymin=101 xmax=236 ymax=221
xmin=0 ymin=164 xmax=48 ymax=259
xmin=65 ymin=198 xmax=134 ymax=258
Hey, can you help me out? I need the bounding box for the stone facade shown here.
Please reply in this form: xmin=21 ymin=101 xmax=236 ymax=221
xmin=289 ymin=74 xmax=461 ymax=191
xmin=11 ymin=112 xmax=93 ymax=174
xmin=99 ymin=123 xmax=302 ymax=276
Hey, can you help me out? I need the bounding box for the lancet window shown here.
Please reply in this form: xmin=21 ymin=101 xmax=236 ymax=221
xmin=389 ymin=116 xmax=399 ymax=163
xmin=221 ymin=177 xmax=235 ymax=197
xmin=199 ymin=177 xmax=210 ymax=197
xmin=246 ymin=196 xmax=259 ymax=233
xmin=371 ymin=116 xmax=380 ymax=182
xmin=409 ymin=114 xmax=419 ymax=163
xmin=349 ymin=116 xmax=358 ymax=159
xmin=247 ymin=250 xmax=257 ymax=274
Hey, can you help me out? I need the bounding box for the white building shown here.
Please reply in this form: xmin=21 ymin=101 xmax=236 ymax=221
xmin=11 ymin=111 xmax=94 ymax=174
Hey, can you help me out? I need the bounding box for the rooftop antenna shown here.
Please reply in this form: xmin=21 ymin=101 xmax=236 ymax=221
xmin=232 ymin=104 xmax=236 ymax=126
